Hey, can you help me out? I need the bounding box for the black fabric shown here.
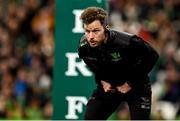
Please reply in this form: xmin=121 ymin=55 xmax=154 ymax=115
xmin=84 ymin=85 xmax=152 ymax=120
xmin=78 ymin=30 xmax=158 ymax=120
xmin=78 ymin=30 xmax=159 ymax=87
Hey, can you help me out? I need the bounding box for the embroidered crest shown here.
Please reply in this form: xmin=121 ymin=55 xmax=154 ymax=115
xmin=110 ymin=52 xmax=122 ymax=61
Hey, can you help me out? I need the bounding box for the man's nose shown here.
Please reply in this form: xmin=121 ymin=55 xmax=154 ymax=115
xmin=89 ymin=32 xmax=95 ymax=39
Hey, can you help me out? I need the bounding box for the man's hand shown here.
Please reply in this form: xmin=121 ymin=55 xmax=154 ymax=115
xmin=116 ymin=82 xmax=131 ymax=94
xmin=101 ymin=80 xmax=114 ymax=92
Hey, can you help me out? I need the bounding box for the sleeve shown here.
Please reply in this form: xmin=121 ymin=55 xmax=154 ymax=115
xmin=77 ymin=36 xmax=105 ymax=85
xmin=77 ymin=36 xmax=99 ymax=73
xmin=78 ymin=35 xmax=88 ymax=59
xmin=126 ymin=36 xmax=159 ymax=86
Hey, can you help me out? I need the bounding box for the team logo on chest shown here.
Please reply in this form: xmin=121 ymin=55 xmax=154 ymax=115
xmin=110 ymin=52 xmax=122 ymax=61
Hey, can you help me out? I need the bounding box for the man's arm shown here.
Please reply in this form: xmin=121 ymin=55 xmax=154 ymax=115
xmin=126 ymin=36 xmax=159 ymax=86
xmin=78 ymin=35 xmax=88 ymax=59
xmin=130 ymin=36 xmax=159 ymax=74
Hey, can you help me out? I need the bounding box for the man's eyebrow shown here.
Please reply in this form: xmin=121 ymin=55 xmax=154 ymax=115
xmin=85 ymin=28 xmax=101 ymax=31
xmin=93 ymin=28 xmax=101 ymax=30
xmin=85 ymin=28 xmax=90 ymax=31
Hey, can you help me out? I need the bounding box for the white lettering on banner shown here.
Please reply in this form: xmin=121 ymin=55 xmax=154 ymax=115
xmin=72 ymin=10 xmax=84 ymax=33
xmin=65 ymin=53 xmax=92 ymax=76
xmin=65 ymin=96 xmax=88 ymax=119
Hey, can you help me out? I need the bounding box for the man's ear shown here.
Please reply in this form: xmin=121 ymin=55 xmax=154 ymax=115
xmin=105 ymin=25 xmax=109 ymax=30
xmin=104 ymin=25 xmax=109 ymax=32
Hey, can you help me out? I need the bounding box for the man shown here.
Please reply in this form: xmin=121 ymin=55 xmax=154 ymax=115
xmin=78 ymin=6 xmax=159 ymax=120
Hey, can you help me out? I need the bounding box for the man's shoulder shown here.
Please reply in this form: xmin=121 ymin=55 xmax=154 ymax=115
xmin=79 ymin=35 xmax=88 ymax=48
xmin=78 ymin=35 xmax=89 ymax=58
xmin=114 ymin=30 xmax=134 ymax=36
xmin=110 ymin=30 xmax=134 ymax=40
xmin=109 ymin=30 xmax=135 ymax=46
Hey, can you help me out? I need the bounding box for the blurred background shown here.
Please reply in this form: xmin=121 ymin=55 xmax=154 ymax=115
xmin=0 ymin=0 xmax=179 ymax=120
xmin=0 ymin=0 xmax=54 ymax=119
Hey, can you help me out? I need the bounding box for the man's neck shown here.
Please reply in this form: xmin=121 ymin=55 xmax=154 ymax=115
xmin=104 ymin=32 xmax=109 ymax=44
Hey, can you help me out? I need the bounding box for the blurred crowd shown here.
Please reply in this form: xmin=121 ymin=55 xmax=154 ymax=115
xmin=108 ymin=0 xmax=180 ymax=120
xmin=0 ymin=0 xmax=54 ymax=119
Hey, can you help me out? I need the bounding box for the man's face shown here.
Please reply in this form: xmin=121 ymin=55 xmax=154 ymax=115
xmin=84 ymin=20 xmax=106 ymax=48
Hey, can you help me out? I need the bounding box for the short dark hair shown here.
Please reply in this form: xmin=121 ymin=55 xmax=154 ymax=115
xmin=80 ymin=6 xmax=108 ymax=26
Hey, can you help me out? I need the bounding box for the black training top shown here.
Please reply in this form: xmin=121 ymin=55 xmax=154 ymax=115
xmin=78 ymin=30 xmax=159 ymax=88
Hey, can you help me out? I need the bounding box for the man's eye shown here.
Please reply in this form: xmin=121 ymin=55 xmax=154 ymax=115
xmin=85 ymin=31 xmax=90 ymax=33
xmin=93 ymin=30 xmax=100 ymax=33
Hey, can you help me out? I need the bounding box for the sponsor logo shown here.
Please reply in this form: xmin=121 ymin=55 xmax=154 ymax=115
xmin=110 ymin=52 xmax=122 ymax=61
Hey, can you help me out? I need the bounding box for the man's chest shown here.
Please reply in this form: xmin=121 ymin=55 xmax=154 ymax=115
xmin=85 ymin=48 xmax=129 ymax=67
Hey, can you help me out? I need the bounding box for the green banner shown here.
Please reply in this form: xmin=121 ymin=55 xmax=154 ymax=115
xmin=53 ymin=0 xmax=106 ymax=120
